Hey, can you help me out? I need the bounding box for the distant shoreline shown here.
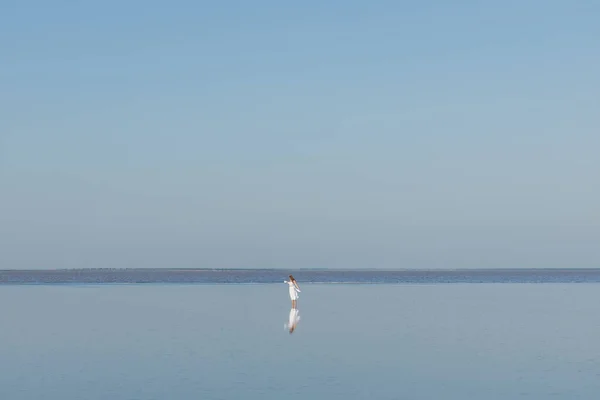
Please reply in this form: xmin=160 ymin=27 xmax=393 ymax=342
xmin=2 ymin=267 xmax=599 ymax=272
xmin=2 ymin=268 xmax=600 ymax=285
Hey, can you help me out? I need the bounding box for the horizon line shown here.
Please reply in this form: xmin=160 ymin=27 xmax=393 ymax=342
xmin=2 ymin=267 xmax=600 ymax=272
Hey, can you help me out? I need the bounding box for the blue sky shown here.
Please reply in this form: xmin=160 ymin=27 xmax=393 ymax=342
xmin=1 ymin=1 xmax=599 ymax=269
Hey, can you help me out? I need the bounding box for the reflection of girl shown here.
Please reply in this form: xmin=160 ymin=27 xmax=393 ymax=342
xmin=285 ymin=307 xmax=300 ymax=334
xmin=284 ymin=275 xmax=301 ymax=308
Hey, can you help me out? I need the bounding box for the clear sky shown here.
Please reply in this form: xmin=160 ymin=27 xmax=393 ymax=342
xmin=1 ymin=1 xmax=599 ymax=269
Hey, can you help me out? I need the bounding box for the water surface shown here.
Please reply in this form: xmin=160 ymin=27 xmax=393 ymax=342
xmin=2 ymin=268 xmax=600 ymax=284
xmin=1 ymin=284 xmax=599 ymax=399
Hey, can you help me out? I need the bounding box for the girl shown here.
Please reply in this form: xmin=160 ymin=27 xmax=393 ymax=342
xmin=284 ymin=275 xmax=301 ymax=308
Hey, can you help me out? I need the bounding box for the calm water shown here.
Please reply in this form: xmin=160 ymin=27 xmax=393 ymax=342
xmin=2 ymin=268 xmax=600 ymax=284
xmin=1 ymin=283 xmax=599 ymax=399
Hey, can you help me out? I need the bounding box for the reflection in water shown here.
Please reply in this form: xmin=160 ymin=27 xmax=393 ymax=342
xmin=284 ymin=307 xmax=301 ymax=334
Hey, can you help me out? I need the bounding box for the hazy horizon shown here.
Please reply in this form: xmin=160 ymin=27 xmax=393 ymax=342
xmin=2 ymin=1 xmax=599 ymax=270
xmin=3 ymin=267 xmax=600 ymax=272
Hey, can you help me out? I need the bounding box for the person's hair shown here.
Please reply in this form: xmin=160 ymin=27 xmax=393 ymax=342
xmin=289 ymin=274 xmax=295 ymax=282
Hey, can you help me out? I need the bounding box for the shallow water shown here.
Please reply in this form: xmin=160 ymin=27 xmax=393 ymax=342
xmin=1 ymin=284 xmax=599 ymax=399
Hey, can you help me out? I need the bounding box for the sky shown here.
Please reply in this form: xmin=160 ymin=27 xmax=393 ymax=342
xmin=1 ymin=1 xmax=599 ymax=269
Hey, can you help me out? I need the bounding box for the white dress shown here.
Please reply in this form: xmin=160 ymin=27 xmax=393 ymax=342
xmin=285 ymin=280 xmax=300 ymax=301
